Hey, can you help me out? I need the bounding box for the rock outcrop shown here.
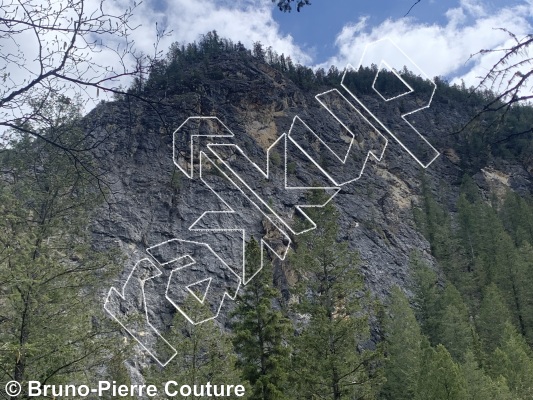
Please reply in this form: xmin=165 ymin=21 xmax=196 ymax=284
xmin=87 ymin=50 xmax=533 ymax=369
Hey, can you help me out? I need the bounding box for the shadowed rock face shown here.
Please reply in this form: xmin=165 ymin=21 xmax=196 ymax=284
xmin=88 ymin=51 xmax=533 ymax=355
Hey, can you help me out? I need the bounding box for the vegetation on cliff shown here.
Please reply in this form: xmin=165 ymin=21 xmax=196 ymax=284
xmin=2 ymin=35 xmax=533 ymax=399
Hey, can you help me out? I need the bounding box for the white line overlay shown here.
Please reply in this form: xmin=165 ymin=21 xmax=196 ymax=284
xmin=104 ymin=37 xmax=440 ymax=365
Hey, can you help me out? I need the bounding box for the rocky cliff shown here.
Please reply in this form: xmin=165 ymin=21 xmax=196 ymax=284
xmin=87 ymin=48 xmax=533 ymax=368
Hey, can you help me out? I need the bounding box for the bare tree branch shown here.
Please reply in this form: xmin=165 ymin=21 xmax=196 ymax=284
xmin=0 ymin=0 xmax=170 ymax=150
xmin=404 ymin=0 xmax=421 ymax=17
xmin=451 ymin=29 xmax=533 ymax=140
xmin=0 ymin=0 xmax=175 ymax=196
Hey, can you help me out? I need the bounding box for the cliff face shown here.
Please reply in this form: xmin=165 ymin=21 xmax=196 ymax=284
xmin=88 ymin=50 xmax=533 ymax=363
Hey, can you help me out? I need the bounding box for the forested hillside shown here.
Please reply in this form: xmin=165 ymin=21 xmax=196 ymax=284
xmin=2 ymin=32 xmax=533 ymax=399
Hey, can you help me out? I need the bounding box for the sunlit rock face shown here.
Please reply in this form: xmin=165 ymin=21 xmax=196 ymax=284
xmin=87 ymin=49 xmax=533 ymax=370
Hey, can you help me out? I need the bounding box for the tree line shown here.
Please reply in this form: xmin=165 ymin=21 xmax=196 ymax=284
xmin=3 ymin=36 xmax=533 ymax=399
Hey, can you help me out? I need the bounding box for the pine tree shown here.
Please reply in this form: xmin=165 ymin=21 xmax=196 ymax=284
xmin=435 ymin=284 xmax=473 ymax=363
xmin=515 ymin=242 xmax=533 ymax=343
xmin=413 ymin=176 xmax=467 ymax=294
xmin=456 ymin=192 xmax=488 ymax=297
xmin=412 ymin=260 xmax=473 ymax=363
xmin=0 ymin=95 xmax=124 ymax=397
xmin=500 ymin=191 xmax=533 ymax=247
xmin=231 ymin=238 xmax=292 ymax=400
xmin=489 ymin=323 xmax=533 ymax=399
xmin=147 ymin=297 xmax=246 ymax=399
xmin=289 ymin=192 xmax=382 ymax=400
xmin=476 ymin=284 xmax=512 ymax=354
xmin=414 ymin=176 xmax=453 ymax=261
xmin=381 ymin=286 xmax=422 ymax=400
xmin=488 ymin=225 xmax=530 ymax=336
xmin=416 ymin=344 xmax=468 ymax=400
xmin=460 ymin=351 xmax=512 ymax=400
xmin=453 ymin=182 xmax=533 ymax=341
xmin=411 ymin=255 xmax=441 ymax=344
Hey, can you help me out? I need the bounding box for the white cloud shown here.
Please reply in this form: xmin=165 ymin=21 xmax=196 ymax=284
xmin=76 ymin=0 xmax=313 ymax=106
xmin=5 ymin=0 xmax=533 ymax=134
xmin=0 ymin=0 xmax=311 ymax=135
xmin=318 ymin=0 xmax=533 ymax=92
xmin=114 ymin=0 xmax=311 ymax=64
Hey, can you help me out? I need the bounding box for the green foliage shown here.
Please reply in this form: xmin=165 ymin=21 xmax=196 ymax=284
xmin=270 ymin=152 xmax=282 ymax=167
xmin=231 ymin=238 xmax=292 ymax=400
xmin=415 ymin=344 xmax=468 ymax=400
xmin=140 ymin=30 xmax=351 ymax=95
xmin=500 ymin=191 xmax=533 ymax=246
xmin=289 ymin=192 xmax=383 ymax=400
xmin=455 ymin=185 xmax=533 ymax=340
xmin=476 ymin=284 xmax=512 ymax=354
xmin=460 ymin=351 xmax=513 ymax=400
xmin=382 ymin=275 xmax=517 ymax=400
xmin=286 ymin=161 xmax=296 ymax=174
xmin=147 ymin=298 xmax=246 ymax=399
xmin=170 ymin=167 xmax=182 ymax=192
xmin=143 ymin=31 xmax=250 ymax=95
xmin=413 ymin=175 xmax=462 ymax=284
xmin=488 ymin=323 xmax=533 ymax=398
xmin=411 ymin=255 xmax=440 ymax=343
xmin=0 ymin=95 xmax=124 ymax=396
xmin=416 ymin=173 xmax=533 ymax=341
xmin=412 ymin=173 xmax=533 ymax=399
xmin=412 ymin=259 xmax=473 ymax=362
xmin=381 ymin=287 xmax=422 ymax=400
xmin=435 ymin=284 xmax=474 ymax=363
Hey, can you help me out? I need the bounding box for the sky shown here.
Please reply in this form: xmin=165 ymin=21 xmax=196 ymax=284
xmin=2 ymin=0 xmax=533 ymax=127
xmin=125 ymin=0 xmax=533 ymax=89
xmin=273 ymin=0 xmax=533 ymax=73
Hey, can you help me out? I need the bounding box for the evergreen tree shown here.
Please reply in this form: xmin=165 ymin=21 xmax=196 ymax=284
xmin=147 ymin=297 xmax=246 ymax=399
xmin=413 ymin=176 xmax=469 ymax=294
xmin=456 ymin=191 xmax=488 ymax=297
xmin=412 ymin=259 xmax=473 ymax=363
xmin=476 ymin=284 xmax=512 ymax=354
xmin=416 ymin=344 xmax=468 ymax=400
xmin=289 ymin=192 xmax=382 ymax=400
xmin=487 ymin=223 xmax=530 ymax=337
xmin=489 ymin=323 xmax=533 ymax=399
xmin=455 ymin=182 xmax=532 ymax=338
xmin=231 ymin=238 xmax=292 ymax=400
xmin=0 ymin=95 xmax=124 ymax=397
xmin=414 ymin=176 xmax=449 ymax=259
xmin=515 ymin=242 xmax=533 ymax=343
xmin=500 ymin=191 xmax=533 ymax=247
xmin=411 ymin=255 xmax=441 ymax=344
xmin=435 ymin=284 xmax=473 ymax=363
xmin=381 ymin=286 xmax=422 ymax=400
xmin=460 ymin=351 xmax=512 ymax=400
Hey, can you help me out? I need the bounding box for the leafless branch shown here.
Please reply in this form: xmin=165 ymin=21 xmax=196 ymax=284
xmin=0 ymin=0 xmax=170 ymax=145
xmin=404 ymin=0 xmax=421 ymax=17
xmin=451 ymin=29 xmax=533 ymax=139
xmin=0 ymin=0 xmax=173 ymax=192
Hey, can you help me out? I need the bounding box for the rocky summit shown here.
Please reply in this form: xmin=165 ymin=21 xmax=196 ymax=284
xmin=4 ymin=33 xmax=533 ymax=398
xmin=88 ymin=41 xmax=532 ymax=345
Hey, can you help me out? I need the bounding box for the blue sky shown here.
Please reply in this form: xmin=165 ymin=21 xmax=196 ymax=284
xmin=10 ymin=0 xmax=530 ymax=120
xmin=123 ymin=0 xmax=532 ymax=90
xmin=269 ymin=0 xmax=532 ymax=78
xmin=272 ymin=0 xmax=451 ymax=62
